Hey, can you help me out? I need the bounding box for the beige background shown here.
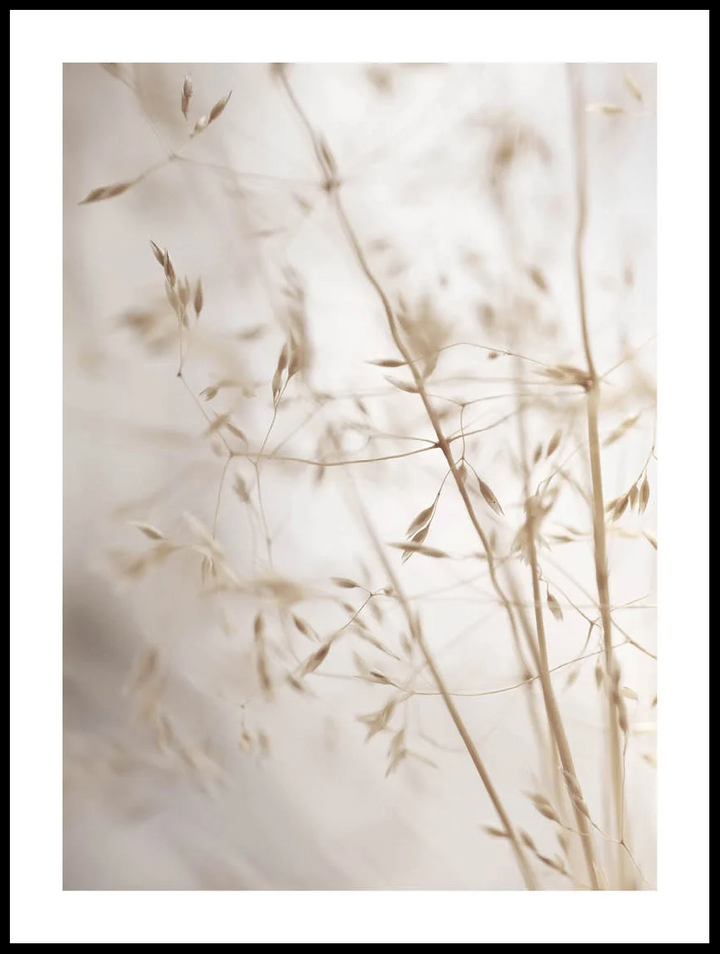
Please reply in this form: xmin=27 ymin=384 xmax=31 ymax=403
xmin=63 ymin=63 xmax=657 ymax=889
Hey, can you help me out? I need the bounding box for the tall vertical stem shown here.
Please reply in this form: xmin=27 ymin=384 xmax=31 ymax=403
xmin=567 ymin=63 xmax=629 ymax=887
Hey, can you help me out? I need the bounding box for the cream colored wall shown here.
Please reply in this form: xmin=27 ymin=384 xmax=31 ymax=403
xmin=63 ymin=63 xmax=656 ymax=889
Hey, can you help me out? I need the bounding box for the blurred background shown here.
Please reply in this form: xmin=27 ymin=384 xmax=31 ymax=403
xmin=64 ymin=62 xmax=656 ymax=890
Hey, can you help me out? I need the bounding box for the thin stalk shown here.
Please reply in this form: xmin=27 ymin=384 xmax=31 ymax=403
xmin=338 ymin=456 xmax=539 ymax=890
xmin=567 ymin=63 xmax=629 ymax=888
xmin=511 ymin=359 xmax=571 ymax=849
xmin=513 ymin=367 xmax=600 ymax=889
xmin=498 ymin=208 xmax=583 ymax=874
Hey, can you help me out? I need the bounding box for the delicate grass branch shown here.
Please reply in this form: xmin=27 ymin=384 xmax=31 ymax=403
xmin=569 ymin=64 xmax=631 ymax=888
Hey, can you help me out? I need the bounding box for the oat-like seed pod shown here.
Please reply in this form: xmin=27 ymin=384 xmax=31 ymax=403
xmin=193 ymin=279 xmax=204 ymax=317
xmin=181 ymin=74 xmax=193 ymax=119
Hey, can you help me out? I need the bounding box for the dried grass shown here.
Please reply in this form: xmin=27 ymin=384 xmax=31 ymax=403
xmin=73 ymin=62 xmax=656 ymax=891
